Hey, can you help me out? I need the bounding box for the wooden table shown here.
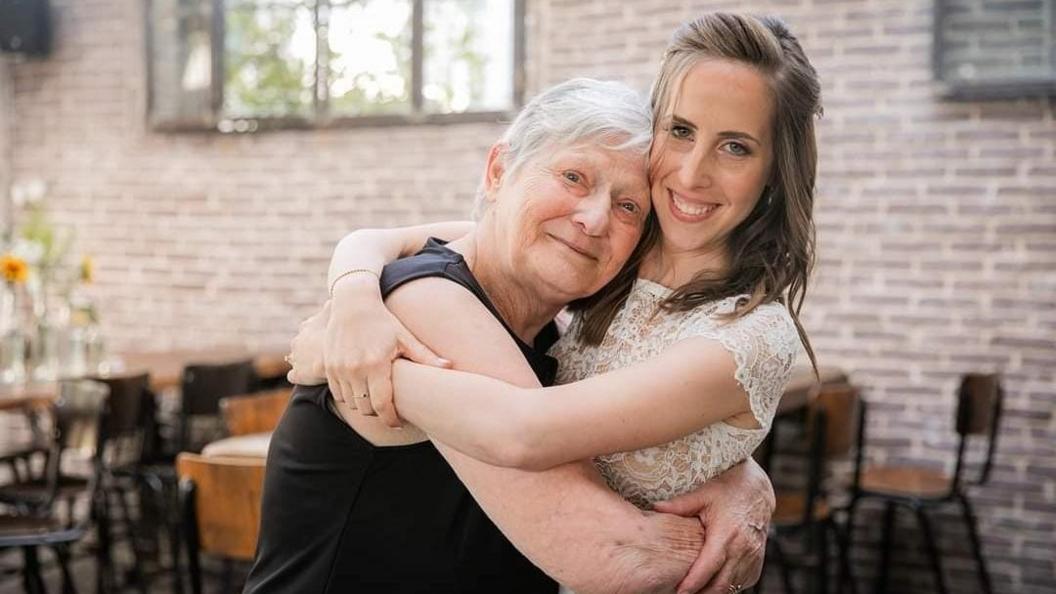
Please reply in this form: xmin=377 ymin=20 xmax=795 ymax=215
xmin=111 ymin=348 xmax=290 ymax=391
xmin=0 ymin=347 xmax=290 ymax=411
xmin=0 ymin=382 xmax=55 ymax=412
xmin=777 ymin=365 xmax=847 ymax=416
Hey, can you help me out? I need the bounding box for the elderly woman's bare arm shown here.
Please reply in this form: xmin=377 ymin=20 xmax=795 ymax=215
xmin=383 ymin=277 xmax=703 ymax=593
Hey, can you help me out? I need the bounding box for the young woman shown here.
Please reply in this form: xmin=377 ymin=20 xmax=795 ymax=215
xmin=290 ymin=12 xmax=821 ymax=594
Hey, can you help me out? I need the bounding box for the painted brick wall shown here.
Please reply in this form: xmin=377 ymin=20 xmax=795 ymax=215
xmin=2 ymin=1 xmax=1054 ymax=592
xmin=0 ymin=57 xmax=11 ymax=229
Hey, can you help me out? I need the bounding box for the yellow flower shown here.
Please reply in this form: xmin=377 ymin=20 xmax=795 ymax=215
xmin=1 ymin=253 xmax=29 ymax=284
xmin=80 ymin=255 xmax=94 ymax=284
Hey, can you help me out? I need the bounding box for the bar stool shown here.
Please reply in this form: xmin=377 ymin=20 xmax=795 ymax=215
xmin=847 ymin=373 xmax=1002 ymax=594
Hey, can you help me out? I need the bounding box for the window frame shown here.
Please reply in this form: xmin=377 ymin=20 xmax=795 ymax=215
xmin=145 ymin=0 xmax=526 ymax=132
xmin=933 ymin=0 xmax=1056 ymax=101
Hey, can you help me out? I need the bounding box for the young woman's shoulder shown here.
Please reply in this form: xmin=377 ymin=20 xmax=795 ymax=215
xmin=682 ymin=296 xmax=800 ymax=428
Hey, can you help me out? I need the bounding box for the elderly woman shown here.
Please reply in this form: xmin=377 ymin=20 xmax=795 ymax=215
xmin=246 ymin=78 xmax=771 ymax=594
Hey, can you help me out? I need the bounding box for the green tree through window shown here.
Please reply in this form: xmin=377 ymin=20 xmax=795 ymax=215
xmin=147 ymin=0 xmax=523 ymax=130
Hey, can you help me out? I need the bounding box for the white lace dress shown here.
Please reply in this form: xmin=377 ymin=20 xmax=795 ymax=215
xmin=549 ymin=278 xmax=799 ymax=510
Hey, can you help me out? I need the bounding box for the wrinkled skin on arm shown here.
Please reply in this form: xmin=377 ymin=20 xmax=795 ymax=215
xmin=288 ymin=269 xmax=775 ymax=592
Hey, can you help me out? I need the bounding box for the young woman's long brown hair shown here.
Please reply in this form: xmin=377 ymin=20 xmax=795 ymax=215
xmin=572 ymin=12 xmax=822 ymax=373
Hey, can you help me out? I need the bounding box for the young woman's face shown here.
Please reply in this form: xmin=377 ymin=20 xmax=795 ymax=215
xmin=650 ymin=58 xmax=775 ymax=264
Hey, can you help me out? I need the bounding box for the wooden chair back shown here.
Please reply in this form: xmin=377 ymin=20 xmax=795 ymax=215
xmin=809 ymin=383 xmax=862 ymax=459
xmin=176 ymin=453 xmax=265 ymax=561
xmin=956 ymin=373 xmax=1001 ymax=436
xmin=953 ymin=373 xmax=1004 ymax=487
xmin=220 ymin=387 xmax=292 ymax=436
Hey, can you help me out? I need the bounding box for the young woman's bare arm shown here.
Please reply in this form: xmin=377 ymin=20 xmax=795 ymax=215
xmin=326 ymin=222 xmax=473 ymax=293
xmin=320 ymin=222 xmax=473 ymax=422
xmin=389 ymin=337 xmax=757 ymax=470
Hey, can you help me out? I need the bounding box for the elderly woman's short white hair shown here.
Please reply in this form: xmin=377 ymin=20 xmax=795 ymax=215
xmin=473 ymin=78 xmax=653 ymax=218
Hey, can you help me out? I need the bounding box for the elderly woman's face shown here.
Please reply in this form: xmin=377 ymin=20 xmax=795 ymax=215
xmin=484 ymin=143 xmax=651 ymax=302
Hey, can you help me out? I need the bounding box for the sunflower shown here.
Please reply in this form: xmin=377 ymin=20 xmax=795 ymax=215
xmin=1 ymin=253 xmax=29 ymax=284
xmin=80 ymin=255 xmax=94 ymax=284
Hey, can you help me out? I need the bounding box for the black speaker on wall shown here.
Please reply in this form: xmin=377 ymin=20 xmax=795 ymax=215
xmin=0 ymin=0 xmax=51 ymax=55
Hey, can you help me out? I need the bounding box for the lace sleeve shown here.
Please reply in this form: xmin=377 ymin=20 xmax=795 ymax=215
xmin=692 ymin=302 xmax=800 ymax=429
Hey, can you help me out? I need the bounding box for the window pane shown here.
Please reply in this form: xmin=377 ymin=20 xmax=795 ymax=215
xmin=327 ymin=0 xmax=413 ymax=116
xmin=423 ymin=0 xmax=515 ymax=114
xmin=938 ymin=0 xmax=1055 ymax=86
xmin=223 ymin=0 xmax=316 ymax=118
xmin=148 ymin=0 xmax=217 ymax=128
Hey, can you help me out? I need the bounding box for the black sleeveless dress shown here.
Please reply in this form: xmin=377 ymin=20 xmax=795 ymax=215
xmin=245 ymin=239 xmax=559 ymax=594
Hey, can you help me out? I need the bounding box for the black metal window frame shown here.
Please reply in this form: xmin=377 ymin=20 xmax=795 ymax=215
xmin=933 ymin=0 xmax=1056 ymax=100
xmin=146 ymin=0 xmax=526 ymax=132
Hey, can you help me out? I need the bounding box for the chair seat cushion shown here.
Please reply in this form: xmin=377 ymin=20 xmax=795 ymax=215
xmin=201 ymin=432 xmax=271 ymax=458
xmin=773 ymin=491 xmax=832 ymax=527
xmin=859 ymin=465 xmax=951 ymax=499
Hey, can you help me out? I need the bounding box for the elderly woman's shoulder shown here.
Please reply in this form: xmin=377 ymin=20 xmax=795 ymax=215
xmin=379 ymin=238 xmax=469 ymax=296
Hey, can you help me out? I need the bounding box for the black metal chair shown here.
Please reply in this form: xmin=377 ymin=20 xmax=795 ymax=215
xmin=176 ymin=359 xmax=257 ymax=455
xmin=0 ymin=513 xmax=86 ymax=594
xmin=138 ymin=359 xmax=255 ymax=594
xmin=0 ymin=407 xmax=50 ymax=485
xmin=0 ymin=379 xmax=109 ymax=593
xmin=90 ymin=372 xmax=154 ymax=593
xmin=846 ymin=373 xmax=1002 ymax=594
xmin=0 ymin=380 xmax=109 ymax=515
xmin=764 ymin=383 xmax=860 ymax=594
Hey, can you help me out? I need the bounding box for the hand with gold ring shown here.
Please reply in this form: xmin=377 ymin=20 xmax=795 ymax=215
xmin=325 ymin=274 xmax=451 ymax=428
xmin=355 ymin=391 xmax=378 ymax=417
xmin=652 ymin=459 xmax=772 ymax=593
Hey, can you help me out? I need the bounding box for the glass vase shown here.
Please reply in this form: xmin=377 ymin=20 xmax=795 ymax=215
xmin=0 ymin=284 xmax=28 ymax=384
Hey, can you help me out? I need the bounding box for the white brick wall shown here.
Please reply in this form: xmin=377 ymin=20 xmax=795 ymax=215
xmin=3 ymin=1 xmax=1054 ymax=592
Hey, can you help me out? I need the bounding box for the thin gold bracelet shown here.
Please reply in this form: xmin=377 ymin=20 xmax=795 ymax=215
xmin=329 ymin=268 xmax=380 ymax=297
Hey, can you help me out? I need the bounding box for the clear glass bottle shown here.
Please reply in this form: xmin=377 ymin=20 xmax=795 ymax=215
xmin=0 ymin=283 xmax=28 ymax=384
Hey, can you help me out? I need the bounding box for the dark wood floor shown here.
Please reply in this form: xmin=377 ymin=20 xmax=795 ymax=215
xmin=0 ymin=543 xmax=249 ymax=594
